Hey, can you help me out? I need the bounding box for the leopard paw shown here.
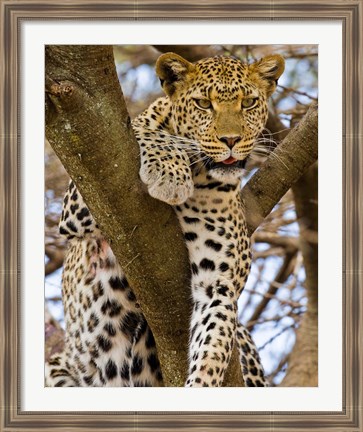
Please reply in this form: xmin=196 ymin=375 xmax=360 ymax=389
xmin=140 ymin=162 xmax=194 ymax=205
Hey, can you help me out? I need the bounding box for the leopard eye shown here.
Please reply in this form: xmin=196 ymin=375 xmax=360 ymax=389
xmin=194 ymin=98 xmax=212 ymax=110
xmin=242 ymin=97 xmax=258 ymax=109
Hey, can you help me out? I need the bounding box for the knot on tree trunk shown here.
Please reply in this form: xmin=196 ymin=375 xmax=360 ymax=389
xmin=46 ymin=79 xmax=84 ymax=122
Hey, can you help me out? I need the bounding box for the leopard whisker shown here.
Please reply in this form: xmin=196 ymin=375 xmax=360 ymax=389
xmin=189 ymin=155 xmax=210 ymax=168
xmin=253 ymin=146 xmax=289 ymax=170
xmin=262 ymin=126 xmax=291 ymax=136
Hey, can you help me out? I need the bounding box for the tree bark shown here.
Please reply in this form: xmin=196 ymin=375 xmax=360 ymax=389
xmin=45 ymin=45 xmax=318 ymax=386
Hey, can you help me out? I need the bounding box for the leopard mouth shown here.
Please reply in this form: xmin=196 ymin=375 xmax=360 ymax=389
xmin=189 ymin=154 xmax=248 ymax=178
xmin=206 ymin=157 xmax=247 ymax=171
xmin=221 ymin=156 xmax=238 ymax=165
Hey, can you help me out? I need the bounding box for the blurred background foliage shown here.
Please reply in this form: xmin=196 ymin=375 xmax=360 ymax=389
xmin=45 ymin=44 xmax=318 ymax=386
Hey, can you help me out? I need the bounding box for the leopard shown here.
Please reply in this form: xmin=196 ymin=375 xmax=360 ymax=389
xmin=45 ymin=52 xmax=285 ymax=388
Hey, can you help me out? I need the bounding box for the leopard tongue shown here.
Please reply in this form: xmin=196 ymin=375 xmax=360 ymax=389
xmin=222 ymin=157 xmax=237 ymax=165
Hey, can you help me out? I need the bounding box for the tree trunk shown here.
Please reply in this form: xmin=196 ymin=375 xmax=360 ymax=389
xmin=45 ymin=45 xmax=318 ymax=386
xmin=282 ymin=164 xmax=318 ymax=386
xmin=259 ymin=111 xmax=319 ymax=386
xmin=45 ymin=45 xmax=193 ymax=386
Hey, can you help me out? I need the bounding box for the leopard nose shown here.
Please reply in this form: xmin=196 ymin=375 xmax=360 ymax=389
xmin=218 ymin=135 xmax=242 ymax=149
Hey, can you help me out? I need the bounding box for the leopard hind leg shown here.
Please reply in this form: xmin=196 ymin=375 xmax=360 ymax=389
xmin=130 ymin=316 xmax=164 ymax=387
xmin=45 ymin=352 xmax=79 ymax=387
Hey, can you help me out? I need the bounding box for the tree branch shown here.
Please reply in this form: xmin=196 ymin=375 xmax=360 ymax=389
xmin=242 ymin=102 xmax=318 ymax=235
xmin=45 ymin=307 xmax=65 ymax=362
xmin=153 ymin=45 xmax=219 ymax=62
xmin=246 ymin=251 xmax=297 ymax=331
xmin=45 ymin=245 xmax=65 ymax=276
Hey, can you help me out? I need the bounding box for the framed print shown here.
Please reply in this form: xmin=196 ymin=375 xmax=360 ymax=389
xmin=1 ymin=1 xmax=362 ymax=431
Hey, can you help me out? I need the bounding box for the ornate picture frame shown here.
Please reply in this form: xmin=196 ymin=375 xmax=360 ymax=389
xmin=1 ymin=1 xmax=362 ymax=430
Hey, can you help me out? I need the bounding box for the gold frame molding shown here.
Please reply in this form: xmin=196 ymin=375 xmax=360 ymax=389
xmin=1 ymin=1 xmax=362 ymax=430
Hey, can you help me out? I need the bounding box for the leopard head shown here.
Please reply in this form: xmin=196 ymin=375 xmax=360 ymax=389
xmin=156 ymin=52 xmax=284 ymax=182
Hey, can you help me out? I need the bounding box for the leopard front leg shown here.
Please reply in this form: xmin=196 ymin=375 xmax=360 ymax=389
xmin=176 ymin=183 xmax=253 ymax=387
xmin=186 ymin=280 xmax=238 ymax=387
xmin=136 ymin=131 xmax=194 ymax=205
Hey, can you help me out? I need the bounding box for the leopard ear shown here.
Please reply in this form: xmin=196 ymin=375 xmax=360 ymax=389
xmin=249 ymin=54 xmax=285 ymax=96
xmin=156 ymin=53 xmax=194 ymax=97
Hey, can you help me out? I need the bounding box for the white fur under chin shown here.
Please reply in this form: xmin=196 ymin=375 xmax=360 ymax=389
xmin=209 ymin=166 xmax=244 ymax=183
